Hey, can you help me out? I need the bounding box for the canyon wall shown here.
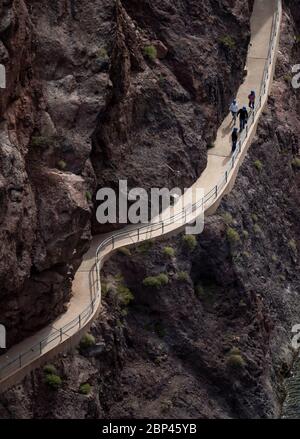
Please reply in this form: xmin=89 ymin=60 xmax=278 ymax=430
xmin=0 ymin=0 xmax=299 ymax=420
xmin=0 ymin=0 xmax=253 ymax=346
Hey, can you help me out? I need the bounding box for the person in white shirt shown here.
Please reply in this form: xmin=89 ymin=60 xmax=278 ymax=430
xmin=229 ymin=100 xmax=239 ymax=125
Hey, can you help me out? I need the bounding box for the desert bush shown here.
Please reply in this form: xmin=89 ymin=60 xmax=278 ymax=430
xmin=163 ymin=246 xmax=175 ymax=258
xmin=79 ymin=383 xmax=92 ymax=395
xmin=45 ymin=374 xmax=62 ymax=389
xmin=116 ymin=284 xmax=134 ymax=306
xmin=254 ymin=160 xmax=263 ymax=171
xmin=222 ymin=212 xmax=233 ymax=225
xmin=227 ymin=227 xmax=240 ymax=244
xmin=137 ymin=240 xmax=153 ymax=254
xmin=80 ymin=333 xmax=96 ymax=349
xmin=219 ymin=35 xmax=236 ymax=49
xmin=176 ymin=271 xmax=189 ymax=282
xmin=292 ymin=158 xmax=300 ymax=169
xmin=143 ymin=45 xmax=157 ymax=61
xmin=43 ymin=364 xmax=57 ymax=375
xmin=227 ymin=353 xmax=246 ymax=369
xmin=253 ymin=224 xmax=262 ymax=236
xmin=118 ymin=247 xmax=132 ymax=257
xmin=86 ymin=191 xmax=92 ymax=202
xmin=143 ymin=273 xmax=169 ymax=288
xmin=182 ymin=235 xmax=197 ymax=251
xmin=31 ymin=135 xmax=54 ymax=149
xmin=57 ymin=160 xmax=67 ymax=171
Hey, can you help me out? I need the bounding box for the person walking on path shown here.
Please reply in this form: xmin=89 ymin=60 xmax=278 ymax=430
xmin=248 ymin=90 xmax=256 ymax=110
xmin=229 ymin=100 xmax=239 ymax=125
xmin=237 ymin=106 xmax=249 ymax=132
xmin=232 ymin=128 xmax=238 ymax=153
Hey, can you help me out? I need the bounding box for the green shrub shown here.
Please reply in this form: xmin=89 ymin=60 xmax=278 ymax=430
xmin=195 ymin=284 xmax=204 ymax=298
xmin=101 ymin=282 xmax=109 ymax=297
xmin=288 ymin=239 xmax=297 ymax=253
xmin=195 ymin=283 xmax=215 ymax=305
xmin=226 ymin=227 xmax=240 ymax=244
xmin=158 ymin=74 xmax=167 ymax=86
xmin=86 ymin=191 xmax=92 ymax=202
xmin=143 ymin=273 xmax=169 ymax=288
xmin=176 ymin=271 xmax=189 ymax=282
xmin=116 ymin=284 xmax=134 ymax=306
xmin=292 ymin=158 xmax=300 ymax=169
xmin=79 ymin=383 xmax=92 ymax=395
xmin=163 ymin=246 xmax=175 ymax=258
xmin=242 ymin=251 xmax=251 ymax=259
xmin=57 ymin=160 xmax=67 ymax=171
xmin=229 ymin=347 xmax=241 ymax=356
xmin=254 ymin=160 xmax=263 ymax=171
xmin=118 ymin=247 xmax=132 ymax=257
xmin=222 ymin=212 xmax=233 ymax=225
xmin=242 ymin=230 xmax=249 ymax=239
xmin=137 ymin=240 xmax=153 ymax=254
xmin=43 ymin=364 xmax=57 ymax=375
xmin=97 ymin=47 xmax=108 ymax=59
xmin=143 ymin=45 xmax=157 ymax=61
xmin=182 ymin=235 xmax=197 ymax=251
xmin=284 ymin=74 xmax=293 ymax=83
xmin=114 ymin=273 xmax=124 ymax=282
xmin=227 ymin=354 xmax=246 ymax=369
xmin=253 ymin=224 xmax=262 ymax=236
xmin=80 ymin=333 xmax=96 ymax=349
xmin=45 ymin=373 xmax=62 ymax=389
xmin=31 ymin=135 xmax=54 ymax=149
xmin=219 ymin=35 xmax=236 ymax=50
xmin=252 ymin=213 xmax=258 ymax=223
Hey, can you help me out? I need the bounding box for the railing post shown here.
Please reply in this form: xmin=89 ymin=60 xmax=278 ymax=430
xmin=260 ymin=95 xmax=262 ymax=108
xmin=137 ymin=228 xmax=140 ymax=241
xmin=60 ymin=328 xmax=63 ymax=342
xmin=19 ymin=354 xmax=22 ymax=368
xmin=246 ymin=125 xmax=248 ymax=137
xmin=225 ymin=171 xmax=228 ymax=183
xmin=79 ymin=314 xmax=81 ymax=329
xmin=215 ymin=186 xmax=218 ymax=198
xmin=112 ymin=236 xmax=115 ymax=249
xmin=162 ymin=222 xmax=164 ymax=234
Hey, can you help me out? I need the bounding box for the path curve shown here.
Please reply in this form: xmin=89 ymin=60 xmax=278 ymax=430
xmin=0 ymin=0 xmax=282 ymax=392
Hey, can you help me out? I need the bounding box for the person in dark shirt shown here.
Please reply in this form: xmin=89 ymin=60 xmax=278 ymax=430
xmin=237 ymin=106 xmax=249 ymax=132
xmin=232 ymin=128 xmax=238 ymax=153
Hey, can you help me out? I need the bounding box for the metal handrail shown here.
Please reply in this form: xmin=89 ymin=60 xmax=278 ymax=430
xmin=0 ymin=1 xmax=281 ymax=382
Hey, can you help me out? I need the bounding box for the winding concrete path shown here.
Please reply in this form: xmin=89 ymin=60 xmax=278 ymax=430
xmin=0 ymin=0 xmax=282 ymax=391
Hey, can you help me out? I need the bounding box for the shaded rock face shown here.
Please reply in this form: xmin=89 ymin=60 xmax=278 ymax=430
xmin=0 ymin=1 xmax=299 ymax=420
xmin=0 ymin=0 xmax=253 ymax=347
xmin=0 ymin=0 xmax=93 ymax=346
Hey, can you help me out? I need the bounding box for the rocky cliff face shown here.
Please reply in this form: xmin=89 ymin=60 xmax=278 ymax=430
xmin=0 ymin=0 xmax=299 ymax=420
xmin=0 ymin=0 xmax=253 ymax=347
xmin=0 ymin=0 xmax=92 ymax=346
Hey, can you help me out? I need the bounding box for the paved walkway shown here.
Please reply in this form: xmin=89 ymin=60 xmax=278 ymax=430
xmin=0 ymin=0 xmax=281 ymax=391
